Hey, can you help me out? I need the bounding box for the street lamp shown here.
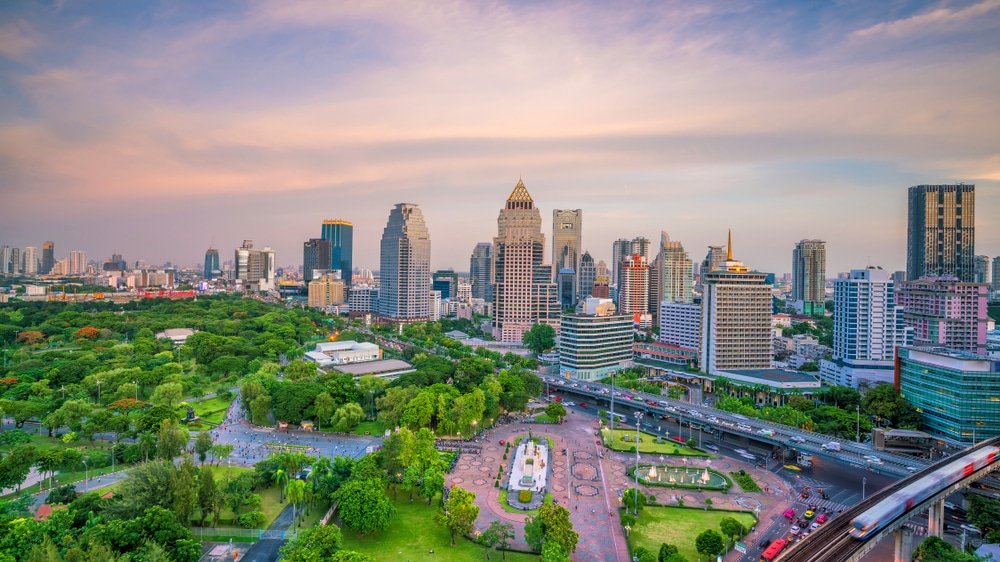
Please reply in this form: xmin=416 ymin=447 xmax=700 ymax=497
xmin=862 ymin=476 xmax=866 ymax=500
xmin=856 ymin=404 xmax=861 ymax=443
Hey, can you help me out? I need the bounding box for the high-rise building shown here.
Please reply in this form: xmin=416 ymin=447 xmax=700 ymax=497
xmin=378 ymin=203 xmax=431 ymax=321
xmin=907 ymin=184 xmax=975 ymax=282
xmin=654 ymin=232 xmax=694 ymax=305
xmin=23 ymin=246 xmax=38 ymax=275
xmin=899 ymin=347 xmax=1000 ymax=443
xmin=321 ymin=219 xmax=354 ymax=287
xmin=973 ymin=255 xmax=992 ymax=285
xmin=235 ymin=240 xmax=276 ymax=292
xmin=429 ymin=290 xmax=442 ymax=321
xmin=701 ymin=245 xmax=727 ymax=274
xmin=492 ymin=180 xmax=561 ymax=343
xmin=204 ymin=248 xmax=220 ymax=280
xmin=308 ymin=272 xmax=346 ymax=308
xmin=469 ymin=243 xmax=493 ymax=301
xmin=993 ymin=257 xmax=1000 ymax=293
xmin=432 ymin=269 xmax=459 ymax=300
xmin=819 ymin=267 xmax=912 ymax=388
xmin=699 ymin=232 xmax=772 ymax=374
xmin=68 ymin=251 xmax=86 ymax=275
xmin=611 ymin=239 xmax=630 ymax=288
xmin=617 ymin=253 xmax=649 ymax=317
xmin=659 ymin=301 xmax=700 ymax=351
xmin=792 ymin=239 xmax=827 ymax=316
xmin=302 ymin=239 xmax=332 ymax=283
xmin=897 ymin=277 xmax=987 ymax=355
xmin=578 ymin=251 xmax=596 ymax=301
xmin=552 ymin=209 xmax=582 ymax=296
xmin=0 ymin=245 xmax=10 ymax=275
xmin=558 ymin=298 xmax=633 ymax=381
xmin=41 ymin=241 xmax=54 ymax=275
xmin=557 ymin=268 xmax=576 ymax=308
xmin=348 ymin=285 xmax=378 ymax=314
xmin=10 ymin=247 xmax=20 ymax=274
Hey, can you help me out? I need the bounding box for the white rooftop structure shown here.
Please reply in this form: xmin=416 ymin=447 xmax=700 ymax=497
xmin=156 ymin=328 xmax=196 ymax=345
xmin=306 ymin=340 xmax=381 ymax=366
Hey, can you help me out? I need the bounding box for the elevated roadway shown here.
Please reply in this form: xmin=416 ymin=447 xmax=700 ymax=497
xmin=776 ymin=436 xmax=1000 ymax=562
xmin=538 ymin=374 xmax=926 ymax=477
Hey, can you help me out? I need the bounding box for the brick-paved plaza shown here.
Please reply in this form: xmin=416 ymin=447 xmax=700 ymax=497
xmin=450 ymin=409 xmax=798 ymax=561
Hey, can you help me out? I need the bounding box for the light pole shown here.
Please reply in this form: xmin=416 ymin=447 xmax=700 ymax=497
xmin=634 ymin=411 xmax=643 ymax=515
xmin=610 ymin=371 xmax=617 ymax=433
xmin=856 ymin=404 xmax=861 ymax=443
xmin=862 ymin=476 xmax=866 ymax=500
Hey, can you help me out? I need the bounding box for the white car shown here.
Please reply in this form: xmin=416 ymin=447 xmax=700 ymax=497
xmin=790 ymin=436 xmax=805 ymax=443
xmin=790 ymin=526 xmax=800 ymax=535
xmin=810 ymin=522 xmax=820 ymax=530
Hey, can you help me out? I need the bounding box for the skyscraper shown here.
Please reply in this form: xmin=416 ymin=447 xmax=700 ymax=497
xmin=993 ymin=257 xmax=1000 ymax=294
xmin=23 ymin=246 xmax=38 ymax=275
xmin=469 ymin=243 xmax=493 ymax=301
xmin=69 ymin=251 xmax=86 ymax=275
xmin=235 ymin=240 xmax=276 ymax=291
xmin=321 ymin=219 xmax=354 ymax=286
xmin=819 ymin=267 xmax=913 ymax=388
xmin=654 ymin=232 xmax=694 ymax=305
xmin=552 ymin=209 xmax=582 ymax=295
xmin=204 ymin=248 xmax=220 ymax=280
xmin=617 ymin=253 xmax=649 ymax=316
xmin=432 ymin=269 xmax=459 ymax=300
xmin=41 ymin=241 xmax=54 ymax=275
xmin=0 ymin=245 xmax=9 ymax=275
xmin=559 ymin=298 xmax=633 ymax=381
xmin=699 ymin=232 xmax=772 ymax=374
xmin=611 ymin=239 xmax=630 ymax=287
xmin=492 ymin=179 xmax=560 ymax=343
xmin=973 ymin=255 xmax=992 ymax=285
xmin=898 ymin=277 xmax=987 ymax=355
xmin=701 ymin=245 xmax=727 ymax=274
xmin=302 ymin=239 xmax=331 ymax=283
xmin=10 ymin=247 xmax=20 ymax=274
xmin=578 ymin=251 xmax=596 ymax=300
xmin=907 ymin=184 xmax=975 ymax=282
xmin=630 ymin=237 xmax=651 ymax=262
xmin=378 ymin=203 xmax=431 ymax=321
xmin=792 ymin=239 xmax=827 ymax=315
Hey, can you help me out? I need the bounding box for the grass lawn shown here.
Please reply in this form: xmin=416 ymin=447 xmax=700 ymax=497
xmin=198 ymin=466 xmax=286 ymax=528
xmin=628 ymin=506 xmax=757 ymax=561
xmin=342 ymin=495 xmax=538 ymax=561
xmin=0 ymin=434 xmax=117 ymax=455
xmin=351 ymin=420 xmax=386 ymax=436
xmin=498 ymin=489 xmax=553 ymax=516
xmin=178 ymin=394 xmax=235 ymax=427
xmin=601 ymin=428 xmax=708 ymax=456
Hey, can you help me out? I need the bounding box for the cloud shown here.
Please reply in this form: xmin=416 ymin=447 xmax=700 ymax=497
xmin=851 ymin=0 xmax=1000 ymax=39
xmin=0 ymin=19 xmax=41 ymax=61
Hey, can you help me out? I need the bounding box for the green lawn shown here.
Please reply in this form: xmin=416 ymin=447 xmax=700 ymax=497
xmin=342 ymin=494 xmax=538 ymax=561
xmin=601 ymin=428 xmax=709 ymax=456
xmin=179 ymin=394 xmax=235 ymax=427
xmin=498 ymin=489 xmax=553 ymax=516
xmin=2 ymin=464 xmax=123 ymax=499
xmin=627 ymin=506 xmax=757 ymax=561
xmin=199 ymin=466 xmax=286 ymax=528
xmin=352 ymin=420 xmax=386 ymax=436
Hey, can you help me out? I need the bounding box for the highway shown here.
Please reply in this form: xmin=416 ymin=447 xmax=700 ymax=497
xmin=537 ymin=373 xmax=927 ymax=478
xmin=775 ymin=436 xmax=1000 ymax=562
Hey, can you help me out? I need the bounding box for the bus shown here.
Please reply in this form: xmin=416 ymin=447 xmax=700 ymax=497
xmin=760 ymin=538 xmax=787 ymax=561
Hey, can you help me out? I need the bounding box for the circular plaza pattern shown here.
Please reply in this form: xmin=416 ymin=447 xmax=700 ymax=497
xmin=575 ymin=484 xmax=599 ymax=497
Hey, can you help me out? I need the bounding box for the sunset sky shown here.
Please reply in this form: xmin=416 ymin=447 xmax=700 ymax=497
xmin=1 ymin=0 xmax=998 ymax=274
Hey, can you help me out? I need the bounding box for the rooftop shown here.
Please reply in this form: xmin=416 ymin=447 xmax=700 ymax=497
xmin=724 ymin=368 xmax=820 ymax=384
xmin=333 ymin=359 xmax=414 ymax=378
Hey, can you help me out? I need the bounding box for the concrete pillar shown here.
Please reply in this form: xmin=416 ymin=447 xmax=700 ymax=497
xmin=927 ymin=500 xmax=945 ymax=537
xmin=894 ymin=527 xmax=915 ymax=562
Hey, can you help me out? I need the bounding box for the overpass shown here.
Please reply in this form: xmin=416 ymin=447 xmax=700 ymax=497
xmin=538 ymin=374 xmax=927 ymax=477
xmin=776 ymin=436 xmax=1000 ymax=562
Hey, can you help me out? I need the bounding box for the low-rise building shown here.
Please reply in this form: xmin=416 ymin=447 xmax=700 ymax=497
xmin=156 ymin=328 xmax=196 ymax=346
xmin=308 ymin=273 xmax=346 ymax=309
xmin=305 ymin=341 xmax=381 ymax=367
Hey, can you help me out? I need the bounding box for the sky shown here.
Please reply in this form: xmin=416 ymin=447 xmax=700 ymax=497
xmin=1 ymin=0 xmax=998 ymax=275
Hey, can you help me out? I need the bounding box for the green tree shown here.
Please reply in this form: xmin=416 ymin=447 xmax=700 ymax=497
xmin=335 ymin=478 xmax=395 ymax=535
xmin=435 ymin=486 xmax=479 ymax=546
xmin=279 ymin=524 xmax=344 ymax=562
xmin=522 ymin=323 xmax=556 ymax=355
xmin=249 ymin=394 xmax=272 ymax=426
xmin=172 ymin=458 xmax=199 ymax=524
xmin=719 ymin=516 xmax=745 ymax=542
xmin=695 ymin=529 xmax=725 ymax=557
xmin=331 ymin=402 xmax=365 ymax=432
xmin=286 ymin=479 xmax=307 ymax=522
xmin=537 ymin=502 xmax=578 ymax=554
xmin=156 ymin=418 xmax=189 ymax=460
xmin=481 ymin=520 xmax=515 ymax=561
xmin=912 ymin=536 xmax=979 ymax=562
xmin=541 ymin=540 xmax=570 ymax=562
xmin=402 ymin=465 xmax=422 ymax=501
xmin=631 ymin=546 xmax=657 ymax=562
xmin=194 ymin=431 xmax=213 ymax=463
xmin=150 ymin=382 xmax=184 ymax=409
xmin=544 ymin=402 xmax=567 ymax=422
xmin=658 ymin=543 xmax=684 ymax=562
xmin=198 ymin=467 xmax=222 ymax=527
xmin=314 ymin=392 xmax=336 ymax=431
xmin=330 ymin=552 xmax=376 ymax=562
xmin=623 ymin=488 xmax=646 ymax=513
xmin=524 ymin=515 xmax=545 ymax=553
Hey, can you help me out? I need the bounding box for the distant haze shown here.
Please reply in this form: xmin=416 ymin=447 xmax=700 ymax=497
xmin=1 ymin=1 xmax=997 ymax=274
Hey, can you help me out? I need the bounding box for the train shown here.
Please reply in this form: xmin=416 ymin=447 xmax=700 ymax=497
xmin=849 ymin=445 xmax=1000 ymax=539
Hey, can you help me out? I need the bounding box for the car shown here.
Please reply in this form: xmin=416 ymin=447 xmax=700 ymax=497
xmin=578 ymin=402 xmax=588 ymax=408
xmin=790 ymin=526 xmax=800 ymax=535
xmin=786 ymin=534 xmax=796 ymax=544
xmin=810 ymin=522 xmax=820 ymax=530
xmin=565 ymin=402 xmax=575 ymax=406
xmin=735 ymin=448 xmax=748 ymax=455
xmin=804 ymin=510 xmax=815 ymax=519
xmin=906 ymin=466 xmax=919 ymax=473
xmin=815 ymin=513 xmax=828 ymax=524
xmin=790 ymin=436 xmax=805 ymax=443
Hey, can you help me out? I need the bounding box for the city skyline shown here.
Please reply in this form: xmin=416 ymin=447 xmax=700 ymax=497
xmin=1 ymin=1 xmax=999 ymax=273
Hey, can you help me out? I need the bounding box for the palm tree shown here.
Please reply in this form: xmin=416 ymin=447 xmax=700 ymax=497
xmin=275 ymin=469 xmax=288 ymax=502
xmin=285 ymin=479 xmax=306 ymax=523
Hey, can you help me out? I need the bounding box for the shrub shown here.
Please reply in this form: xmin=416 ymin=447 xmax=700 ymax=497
xmin=525 ymin=458 xmax=534 ymax=465
xmin=518 ymin=490 xmax=533 ymax=503
xmin=238 ymin=510 xmax=266 ymax=528
xmin=47 ymin=484 xmax=78 ymax=505
xmin=621 ymin=513 xmax=636 ymax=528
xmin=0 ymin=429 xmax=32 ymax=447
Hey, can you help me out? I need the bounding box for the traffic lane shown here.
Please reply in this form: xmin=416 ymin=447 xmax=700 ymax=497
xmin=801 ymin=455 xmax=896 ymax=498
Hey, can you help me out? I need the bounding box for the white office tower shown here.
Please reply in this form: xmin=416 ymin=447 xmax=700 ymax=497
xmin=378 ymin=203 xmax=432 ymax=321
xmin=659 ymin=301 xmax=700 ymax=350
xmin=819 ymin=267 xmax=913 ymax=388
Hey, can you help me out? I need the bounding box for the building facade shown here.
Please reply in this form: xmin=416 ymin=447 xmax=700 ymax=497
xmin=898 ymin=347 xmax=1000 ymax=443
xmin=656 ymin=233 xmax=694 ymax=305
xmin=378 ymin=203 xmax=431 ymax=321
xmin=611 ymin=238 xmax=630 ymax=288
xmin=41 ymin=241 xmax=54 ymax=275
xmin=432 ymin=269 xmax=459 ymax=300
xmin=558 ymin=298 xmax=633 ymax=380
xmin=897 ymin=277 xmax=987 ymax=354
xmin=699 ymin=234 xmax=772 ymax=374
xmin=617 ymin=253 xmax=649 ymax=317
xmin=659 ymin=301 xmax=701 ymax=351
xmin=321 ymin=219 xmax=354 ymax=286
xmin=23 ymin=246 xmax=38 ymax=275
xmin=203 ymin=248 xmax=220 ymax=280
xmin=578 ymin=251 xmax=596 ymax=301
xmin=302 ymin=238 xmax=332 ymax=283
xmin=469 ymin=242 xmax=493 ymax=301
xmin=552 ymin=209 xmax=582 ymax=297
xmin=235 ymin=240 xmax=276 ymax=292
xmin=792 ymin=239 xmax=826 ymax=315
xmin=347 ymin=285 xmax=378 ymax=314
xmin=308 ymin=272 xmax=346 ymax=308
xmin=973 ymin=255 xmax=992 ymax=285
xmin=907 ymin=184 xmax=975 ymax=282
xmin=492 ymin=180 xmax=561 ymax=343
xmin=820 ymin=267 xmax=913 ymax=388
